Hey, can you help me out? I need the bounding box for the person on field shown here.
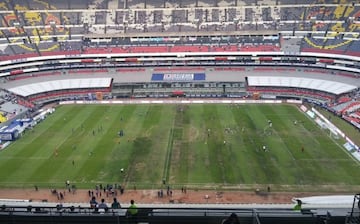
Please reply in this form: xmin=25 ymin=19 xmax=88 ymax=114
xmin=222 ymin=213 xmax=240 ymax=224
xmin=262 ymin=145 xmax=268 ymax=152
xmin=126 ymin=199 xmax=138 ymax=223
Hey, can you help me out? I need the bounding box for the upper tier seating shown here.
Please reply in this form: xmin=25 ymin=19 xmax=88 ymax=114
xmin=0 ymin=1 xmax=358 ymax=57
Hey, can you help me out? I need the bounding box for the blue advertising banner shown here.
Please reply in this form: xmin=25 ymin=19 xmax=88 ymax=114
xmin=151 ymin=73 xmax=206 ymax=81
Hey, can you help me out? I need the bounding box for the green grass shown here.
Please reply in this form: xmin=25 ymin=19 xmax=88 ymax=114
xmin=0 ymin=104 xmax=359 ymax=192
xmin=314 ymin=106 xmax=360 ymax=146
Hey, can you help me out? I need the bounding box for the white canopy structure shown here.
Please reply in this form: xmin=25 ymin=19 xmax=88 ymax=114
xmin=8 ymin=78 xmax=112 ymax=97
xmin=247 ymin=76 xmax=357 ymax=95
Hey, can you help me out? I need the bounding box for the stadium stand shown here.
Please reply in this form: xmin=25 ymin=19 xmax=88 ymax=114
xmin=0 ymin=0 xmax=357 ymax=57
xmin=0 ymin=203 xmax=356 ymax=224
xmin=0 ymin=0 xmax=359 ymax=222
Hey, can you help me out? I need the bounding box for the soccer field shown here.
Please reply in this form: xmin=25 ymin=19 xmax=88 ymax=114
xmin=0 ymin=104 xmax=359 ymax=191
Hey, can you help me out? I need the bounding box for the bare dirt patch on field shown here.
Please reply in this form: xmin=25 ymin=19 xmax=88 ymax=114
xmin=0 ymin=188 xmax=338 ymax=205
